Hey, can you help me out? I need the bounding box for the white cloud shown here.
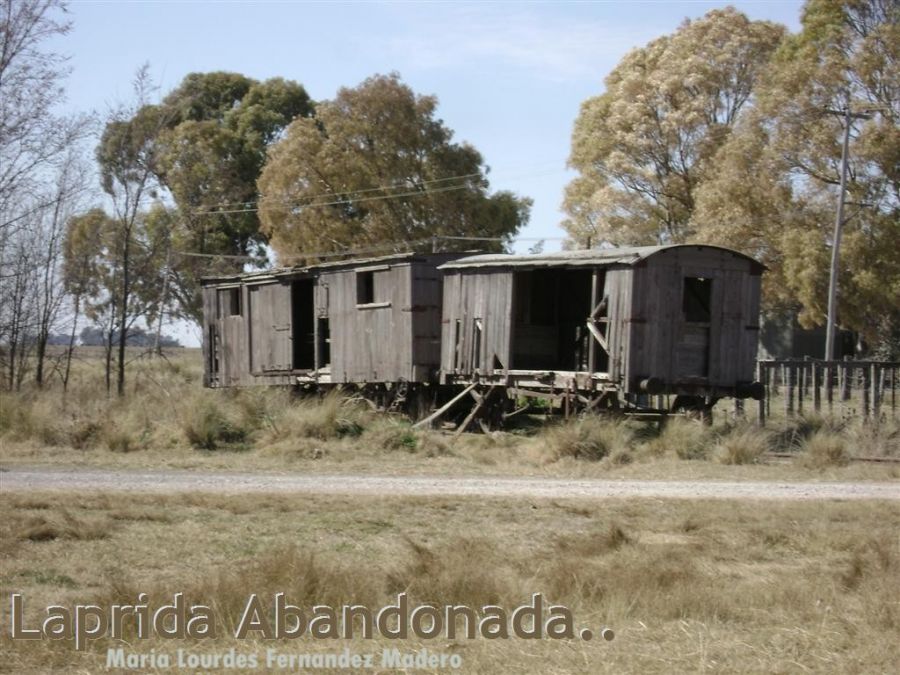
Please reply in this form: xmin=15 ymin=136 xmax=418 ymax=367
xmin=382 ymin=6 xmax=654 ymax=83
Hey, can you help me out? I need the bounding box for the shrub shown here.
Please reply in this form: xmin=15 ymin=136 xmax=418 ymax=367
xmin=268 ymin=391 xmax=371 ymax=441
xmin=640 ymin=418 xmax=711 ymax=460
xmin=714 ymin=427 xmax=770 ymax=465
xmin=541 ymin=415 xmax=632 ymax=462
xmin=181 ymin=394 xmax=248 ymax=450
xmin=364 ymin=420 xmax=419 ymax=452
xmin=798 ymin=431 xmax=851 ymax=468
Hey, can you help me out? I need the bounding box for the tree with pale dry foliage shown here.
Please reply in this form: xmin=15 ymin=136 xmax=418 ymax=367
xmin=692 ymin=0 xmax=899 ymax=354
xmin=562 ymin=8 xmax=785 ymax=246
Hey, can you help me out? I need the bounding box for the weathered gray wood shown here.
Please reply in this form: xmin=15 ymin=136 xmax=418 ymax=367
xmin=412 ymin=383 xmax=477 ymax=429
xmin=813 ymin=362 xmax=821 ymax=412
xmin=587 ymin=271 xmax=599 ymax=376
xmin=785 ymin=364 xmax=795 ymax=417
xmin=756 ymin=361 xmax=766 ymax=426
xmin=862 ymin=365 xmax=871 ymax=418
xmin=454 ymin=390 xmax=486 ymax=437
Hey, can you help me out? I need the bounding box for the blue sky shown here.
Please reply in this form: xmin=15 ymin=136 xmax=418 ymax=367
xmin=51 ymin=1 xmax=803 ymax=344
xmin=55 ymin=0 xmax=803 ymax=250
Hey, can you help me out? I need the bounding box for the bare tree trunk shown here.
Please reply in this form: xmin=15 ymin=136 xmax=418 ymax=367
xmin=116 ymin=233 xmax=131 ymax=396
xmin=62 ymin=293 xmax=80 ymax=393
xmin=153 ymin=247 xmax=172 ymax=357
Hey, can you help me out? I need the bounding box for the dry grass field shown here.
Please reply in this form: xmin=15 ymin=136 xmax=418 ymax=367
xmin=1 ymin=348 xmax=898 ymax=480
xmin=0 ymin=492 xmax=898 ymax=673
xmin=2 ymin=349 xmax=898 ymax=673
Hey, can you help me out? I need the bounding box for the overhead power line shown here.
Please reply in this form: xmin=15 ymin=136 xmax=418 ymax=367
xmin=192 ymin=172 xmax=484 ymax=212
xmin=172 ymin=235 xmax=570 ymax=265
xmin=187 ymin=160 xmax=570 ymax=215
xmin=192 ymin=182 xmax=475 ymax=216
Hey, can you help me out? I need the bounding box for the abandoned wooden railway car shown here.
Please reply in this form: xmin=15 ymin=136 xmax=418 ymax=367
xmin=201 ymin=244 xmax=765 ymax=420
xmin=439 ymin=245 xmax=765 ymax=410
xmin=201 ymin=252 xmax=464 ymax=389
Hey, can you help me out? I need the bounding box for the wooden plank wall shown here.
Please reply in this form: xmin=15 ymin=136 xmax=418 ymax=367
xmin=323 ymin=264 xmax=413 ymax=382
xmin=218 ymin=286 xmax=248 ymax=387
xmin=409 ymin=261 xmax=444 ymax=381
xmin=202 ymin=280 xmax=299 ymax=388
xmin=440 ymin=270 xmax=513 ymax=375
xmin=603 ymin=268 xmax=633 ymax=384
xmin=628 ymin=248 xmax=760 ymax=391
xmin=247 ymin=282 xmax=292 ymax=374
xmin=200 ymin=286 xmax=217 ymax=387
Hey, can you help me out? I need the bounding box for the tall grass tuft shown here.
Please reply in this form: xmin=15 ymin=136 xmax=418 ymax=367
xmin=266 ymin=391 xmax=372 ymax=442
xmin=713 ymin=426 xmax=770 ymax=465
xmin=180 ymin=392 xmax=248 ymax=450
xmin=541 ymin=415 xmax=633 ymax=462
xmin=388 ymin=537 xmax=520 ymax=608
xmin=798 ymin=430 xmax=851 ymax=468
xmin=640 ymin=418 xmax=711 ymax=460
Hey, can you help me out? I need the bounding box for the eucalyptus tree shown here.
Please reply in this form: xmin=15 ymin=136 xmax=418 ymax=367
xmin=258 ymin=74 xmax=530 ymax=263
xmin=562 ymin=8 xmax=785 ymax=246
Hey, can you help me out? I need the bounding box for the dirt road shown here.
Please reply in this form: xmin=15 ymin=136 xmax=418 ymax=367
xmin=1 ymin=466 xmax=898 ymax=500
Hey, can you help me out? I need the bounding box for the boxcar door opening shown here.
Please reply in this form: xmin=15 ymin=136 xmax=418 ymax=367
xmin=511 ymin=269 xmax=593 ymax=371
xmin=676 ymin=276 xmax=713 ymax=379
xmin=291 ymin=279 xmax=315 ymax=370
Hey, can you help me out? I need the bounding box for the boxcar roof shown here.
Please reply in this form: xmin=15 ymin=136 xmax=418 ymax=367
xmin=200 ymin=251 xmax=471 ymax=286
xmin=440 ymin=244 xmax=762 ymax=270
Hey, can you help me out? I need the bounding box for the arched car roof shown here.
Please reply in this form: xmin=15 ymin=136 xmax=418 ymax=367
xmin=438 ymin=244 xmax=764 ymax=270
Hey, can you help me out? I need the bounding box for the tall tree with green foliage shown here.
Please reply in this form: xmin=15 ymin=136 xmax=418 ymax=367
xmin=97 ymin=71 xmax=312 ymax=321
xmin=692 ymin=0 xmax=899 ymax=354
xmin=562 ymin=8 xmax=785 ymax=247
xmin=258 ymin=74 xmax=530 ymax=263
xmin=63 ymin=205 xmax=170 ymax=394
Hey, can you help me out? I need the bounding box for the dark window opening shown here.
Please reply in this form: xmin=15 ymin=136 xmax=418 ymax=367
xmin=208 ymin=325 xmax=219 ymax=375
xmin=683 ymin=277 xmax=712 ymax=323
xmin=317 ymin=317 xmax=331 ymax=368
xmin=452 ymin=320 xmax=461 ymax=370
xmin=228 ymin=287 xmax=242 ymax=316
xmin=472 ymin=318 xmax=482 ymax=370
xmin=512 ymin=269 xmax=593 ymax=370
xmin=357 ymin=271 xmax=374 ymax=304
xmin=291 ymin=279 xmax=315 ymax=369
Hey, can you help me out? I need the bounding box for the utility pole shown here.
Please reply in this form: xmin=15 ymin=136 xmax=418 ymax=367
xmin=823 ymin=102 xmax=871 ymax=361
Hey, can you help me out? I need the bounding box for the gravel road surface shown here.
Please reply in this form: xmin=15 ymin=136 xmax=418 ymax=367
xmin=1 ymin=466 xmax=898 ymax=501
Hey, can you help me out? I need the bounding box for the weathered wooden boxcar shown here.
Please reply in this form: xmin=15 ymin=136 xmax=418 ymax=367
xmin=201 ymin=252 xmax=465 ymax=390
xmin=438 ymin=245 xmax=764 ymax=413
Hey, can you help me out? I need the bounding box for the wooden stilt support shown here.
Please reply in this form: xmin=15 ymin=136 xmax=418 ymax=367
xmin=413 ymin=383 xmax=477 ymax=429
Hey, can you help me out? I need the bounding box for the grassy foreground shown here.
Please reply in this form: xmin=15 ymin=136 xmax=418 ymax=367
xmin=1 ymin=348 xmax=898 ymax=480
xmin=1 ymin=492 xmax=898 ymax=673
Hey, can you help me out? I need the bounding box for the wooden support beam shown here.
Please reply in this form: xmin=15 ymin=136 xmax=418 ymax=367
xmin=508 ymin=387 xmax=564 ymax=403
xmin=590 ymin=295 xmax=608 ymax=320
xmin=412 ymin=383 xmax=477 ymax=429
xmin=586 ymin=321 xmax=609 ymax=354
xmin=454 ymin=396 xmax=486 ymax=437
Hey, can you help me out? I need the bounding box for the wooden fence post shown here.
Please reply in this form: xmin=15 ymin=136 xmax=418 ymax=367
xmin=892 ymin=366 xmax=897 ymax=420
xmin=785 ymin=363 xmax=795 ymax=417
xmin=757 ymin=359 xmax=898 ymax=421
xmin=813 ymin=362 xmax=821 ymax=413
xmin=841 ymin=357 xmax=852 ymax=402
xmin=871 ymin=363 xmax=880 ymax=419
xmin=862 ymin=365 xmax=870 ymax=419
xmin=757 ymin=361 xmax=766 ymax=426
